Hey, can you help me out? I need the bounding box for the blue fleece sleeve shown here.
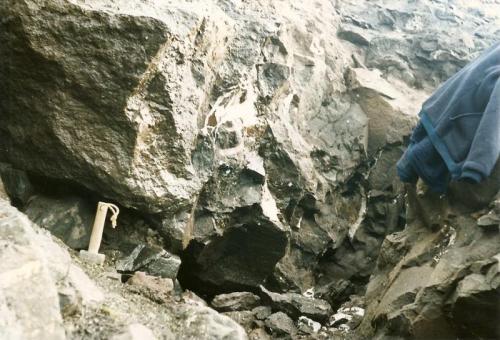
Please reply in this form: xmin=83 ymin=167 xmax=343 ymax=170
xmin=461 ymin=78 xmax=500 ymax=182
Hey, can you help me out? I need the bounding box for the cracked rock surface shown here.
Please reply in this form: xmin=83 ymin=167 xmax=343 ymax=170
xmin=0 ymin=0 xmax=499 ymax=339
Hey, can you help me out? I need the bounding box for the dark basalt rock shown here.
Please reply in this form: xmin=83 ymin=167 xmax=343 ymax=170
xmin=116 ymin=244 xmax=181 ymax=280
xmin=179 ymin=204 xmax=288 ymax=296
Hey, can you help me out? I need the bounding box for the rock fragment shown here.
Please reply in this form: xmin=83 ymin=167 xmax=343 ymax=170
xmin=252 ymin=306 xmax=272 ymax=320
xmin=126 ymin=272 xmax=174 ymax=304
xmin=175 ymin=304 xmax=248 ymax=340
xmin=212 ymin=292 xmax=261 ymax=312
xmin=260 ymin=286 xmax=332 ymax=323
xmin=222 ymin=311 xmax=256 ymax=331
xmin=477 ymin=212 xmax=500 ymax=230
xmin=297 ymin=316 xmax=321 ymax=335
xmin=265 ymin=312 xmax=297 ymax=337
xmin=116 ymin=244 xmax=181 ymax=279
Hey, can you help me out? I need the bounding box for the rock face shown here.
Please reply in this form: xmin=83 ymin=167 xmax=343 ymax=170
xmin=0 ymin=0 xmax=371 ymax=294
xmin=337 ymin=0 xmax=499 ymax=88
xmin=359 ymin=178 xmax=500 ymax=339
xmin=2 ymin=0 xmax=496 ymax=298
xmin=1 ymin=0 xmax=499 ymax=338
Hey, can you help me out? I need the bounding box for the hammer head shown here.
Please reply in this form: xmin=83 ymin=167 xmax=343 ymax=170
xmin=79 ymin=250 xmax=105 ymax=265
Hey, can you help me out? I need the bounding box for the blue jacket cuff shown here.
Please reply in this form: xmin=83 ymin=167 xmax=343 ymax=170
xmin=460 ymin=169 xmax=482 ymax=183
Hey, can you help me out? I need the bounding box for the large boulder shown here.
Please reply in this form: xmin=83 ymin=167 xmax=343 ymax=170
xmin=0 ymin=0 xmax=373 ymax=293
xmin=0 ymin=0 xmax=211 ymax=214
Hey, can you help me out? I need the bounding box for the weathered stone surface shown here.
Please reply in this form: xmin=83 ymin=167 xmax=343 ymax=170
xmin=367 ymin=147 xmax=406 ymax=192
xmin=338 ymin=0 xmax=499 ymax=88
xmin=0 ymin=0 xmax=393 ymax=298
xmin=66 ymin=264 xmax=105 ymax=305
xmin=0 ymin=199 xmax=88 ymax=339
xmin=0 ymin=227 xmax=65 ymax=340
xmin=260 ymin=286 xmax=332 ymax=323
xmin=265 ymin=312 xmax=297 ymax=337
xmin=24 ymin=195 xmax=95 ymax=250
xmin=477 ymin=212 xmax=500 ymax=230
xmin=345 ymin=67 xmax=421 ymax=155
xmin=359 ymin=192 xmax=500 ymax=339
xmin=0 ymin=1 xmax=498 ymax=338
xmin=126 ymin=271 xmax=174 ymax=305
xmin=449 ymin=265 xmax=500 ymax=339
xmin=223 ymin=311 xmax=256 ymax=332
xmin=253 ymin=306 xmax=273 ymax=321
xmin=212 ymin=292 xmax=261 ymax=312
xmin=1 ymin=0 xmax=204 ymax=215
xmin=175 ymin=304 xmax=248 ymax=340
xmin=117 ymin=244 xmax=181 ymax=279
